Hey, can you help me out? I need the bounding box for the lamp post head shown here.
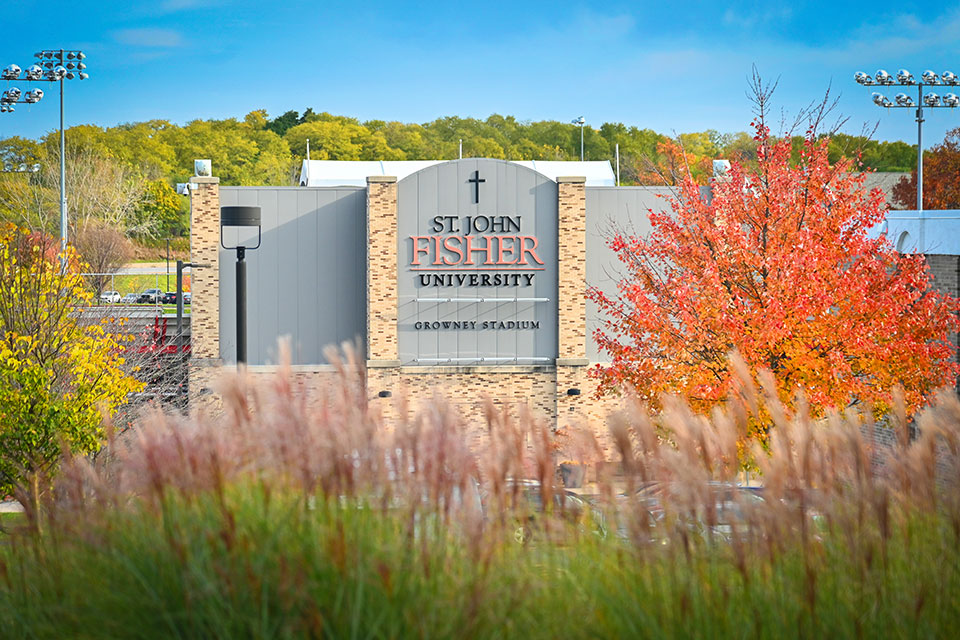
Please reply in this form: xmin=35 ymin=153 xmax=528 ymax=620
xmin=220 ymin=205 xmax=262 ymax=251
xmin=221 ymin=206 xmax=262 ymax=228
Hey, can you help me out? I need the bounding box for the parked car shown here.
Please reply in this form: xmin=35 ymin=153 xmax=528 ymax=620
xmin=99 ymin=290 xmax=121 ymax=303
xmin=183 ymin=291 xmax=191 ymax=305
xmin=137 ymin=288 xmax=164 ymax=304
xmin=161 ymin=291 xmax=178 ymax=304
xmin=120 ymin=293 xmax=138 ymax=304
xmin=616 ymin=482 xmax=765 ymax=543
xmin=495 ymin=479 xmax=606 ymax=544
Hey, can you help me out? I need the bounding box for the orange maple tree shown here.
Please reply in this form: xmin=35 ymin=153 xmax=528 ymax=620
xmin=892 ymin=126 xmax=960 ymax=210
xmin=589 ymin=120 xmax=958 ymax=431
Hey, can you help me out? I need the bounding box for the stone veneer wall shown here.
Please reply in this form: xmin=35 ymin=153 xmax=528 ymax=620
xmin=553 ymin=176 xmax=621 ymax=460
xmin=365 ymin=176 xmax=401 ymax=423
xmin=188 ymin=176 xmax=222 ymax=409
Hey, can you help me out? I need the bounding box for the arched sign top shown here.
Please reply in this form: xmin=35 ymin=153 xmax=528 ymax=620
xmin=397 ymin=157 xmax=559 ymax=190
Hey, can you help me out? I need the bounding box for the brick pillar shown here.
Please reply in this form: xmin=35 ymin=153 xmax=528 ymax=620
xmin=365 ymin=176 xmax=400 ymax=410
xmin=555 ymin=176 xmax=589 ymax=455
xmin=556 ymin=176 xmax=587 ymax=363
xmin=188 ymin=176 xmax=222 ymax=408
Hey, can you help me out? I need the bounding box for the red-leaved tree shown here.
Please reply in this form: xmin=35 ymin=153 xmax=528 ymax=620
xmin=589 ymin=117 xmax=958 ymax=436
xmin=893 ymin=126 xmax=960 ymax=210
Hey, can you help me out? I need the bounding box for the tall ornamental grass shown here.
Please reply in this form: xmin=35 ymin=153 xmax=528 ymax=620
xmin=1 ymin=347 xmax=959 ymax=638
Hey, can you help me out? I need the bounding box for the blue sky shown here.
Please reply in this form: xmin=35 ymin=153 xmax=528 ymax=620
xmin=2 ymin=0 xmax=959 ymax=150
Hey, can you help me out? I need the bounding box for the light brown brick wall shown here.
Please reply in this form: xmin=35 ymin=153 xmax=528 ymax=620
xmin=190 ymin=177 xmax=221 ymax=359
xmin=557 ymin=177 xmax=587 ymax=361
xmin=366 ymin=177 xmax=399 ymax=363
xmin=392 ymin=367 xmax=557 ymax=457
xmin=189 ymin=176 xmax=222 ymax=412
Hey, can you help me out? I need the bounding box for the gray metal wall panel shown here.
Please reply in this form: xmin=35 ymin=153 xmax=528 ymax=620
xmin=335 ymin=190 xmax=367 ymax=350
xmin=397 ymin=159 xmax=558 ymax=364
xmin=296 ymin=190 xmax=320 ymax=362
xmin=585 ymin=186 xmax=695 ymax=362
xmin=219 ymin=186 xmax=366 ymax=365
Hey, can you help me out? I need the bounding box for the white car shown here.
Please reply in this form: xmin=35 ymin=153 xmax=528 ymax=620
xmin=120 ymin=293 xmax=138 ymax=304
xmin=99 ymin=290 xmax=121 ymax=303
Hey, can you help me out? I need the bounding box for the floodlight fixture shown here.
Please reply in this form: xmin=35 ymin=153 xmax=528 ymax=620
xmin=25 ymin=65 xmax=42 ymax=80
xmin=876 ymin=69 xmax=894 ymax=84
xmin=945 ymin=93 xmax=960 ymax=107
xmin=897 ymin=69 xmax=915 ymax=84
xmin=924 ymin=93 xmax=940 ymax=107
xmin=895 ymin=93 xmax=914 ymax=106
xmin=2 ymin=64 xmax=21 ymax=80
xmin=0 ymin=86 xmax=43 ymax=110
xmin=922 ymin=70 xmax=940 ymax=84
xmin=855 ymin=71 xmax=874 ymax=85
xmin=943 ymin=70 xmax=958 ymax=85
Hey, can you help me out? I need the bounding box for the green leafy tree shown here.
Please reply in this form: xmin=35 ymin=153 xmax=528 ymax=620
xmin=0 ymin=224 xmax=143 ymax=512
xmin=284 ymin=120 xmax=401 ymax=160
xmin=1 ymin=113 xmax=929 ymax=190
xmin=166 ymin=118 xmax=292 ymax=185
xmin=0 ymin=136 xmax=44 ymax=169
xmin=138 ymin=180 xmax=185 ymax=237
xmin=266 ymin=110 xmax=301 ymax=137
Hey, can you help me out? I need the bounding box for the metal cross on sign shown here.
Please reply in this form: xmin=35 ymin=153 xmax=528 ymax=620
xmin=468 ymin=170 xmax=485 ymax=204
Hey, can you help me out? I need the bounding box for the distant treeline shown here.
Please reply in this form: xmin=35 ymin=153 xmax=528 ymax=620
xmin=0 ymin=110 xmax=917 ymax=189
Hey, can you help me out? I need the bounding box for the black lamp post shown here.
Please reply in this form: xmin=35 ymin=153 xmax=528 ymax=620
xmin=220 ymin=206 xmax=261 ymax=365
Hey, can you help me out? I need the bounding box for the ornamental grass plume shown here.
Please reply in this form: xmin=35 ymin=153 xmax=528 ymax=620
xmin=3 ymin=347 xmax=960 ymax=638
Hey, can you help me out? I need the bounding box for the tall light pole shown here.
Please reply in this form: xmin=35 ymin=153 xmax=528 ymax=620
xmin=2 ymin=50 xmax=89 ymax=255
xmin=855 ymin=68 xmax=959 ymax=213
xmin=221 ymin=206 xmax=262 ymax=366
xmin=572 ymin=116 xmax=585 ymax=161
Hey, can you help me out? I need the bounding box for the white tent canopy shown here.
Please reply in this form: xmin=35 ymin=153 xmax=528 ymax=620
xmin=299 ymin=159 xmax=616 ymax=187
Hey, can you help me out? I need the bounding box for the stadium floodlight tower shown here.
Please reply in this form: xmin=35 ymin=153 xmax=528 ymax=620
xmin=2 ymin=50 xmax=89 ymax=255
xmin=855 ymin=67 xmax=959 ymax=213
xmin=572 ymin=116 xmax=586 ymax=161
